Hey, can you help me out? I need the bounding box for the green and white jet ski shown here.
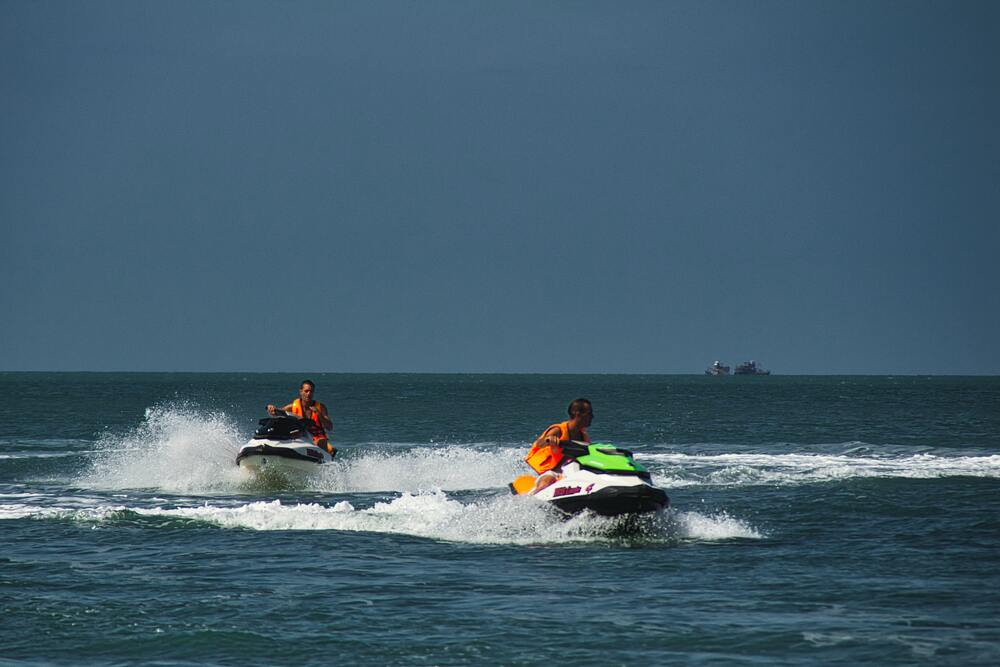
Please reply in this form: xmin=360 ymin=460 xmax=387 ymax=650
xmin=510 ymin=441 xmax=668 ymax=516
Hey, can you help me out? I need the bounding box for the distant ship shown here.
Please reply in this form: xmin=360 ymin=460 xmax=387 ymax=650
xmin=734 ymin=360 xmax=770 ymax=376
xmin=705 ymin=361 xmax=731 ymax=376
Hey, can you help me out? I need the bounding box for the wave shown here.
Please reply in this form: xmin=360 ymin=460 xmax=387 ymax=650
xmin=0 ymin=437 xmax=99 ymax=461
xmin=644 ymin=451 xmax=1000 ymax=488
xmin=0 ymin=493 xmax=761 ymax=546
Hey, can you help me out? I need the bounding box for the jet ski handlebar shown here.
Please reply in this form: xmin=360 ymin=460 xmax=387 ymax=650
xmin=254 ymin=414 xmax=309 ymax=439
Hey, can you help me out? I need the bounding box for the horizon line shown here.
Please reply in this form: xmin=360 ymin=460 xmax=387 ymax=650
xmin=2 ymin=369 xmax=998 ymax=378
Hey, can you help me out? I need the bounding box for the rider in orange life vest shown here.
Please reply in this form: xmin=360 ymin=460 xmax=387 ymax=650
xmin=526 ymin=398 xmax=593 ymax=492
xmin=267 ymin=380 xmax=335 ymax=455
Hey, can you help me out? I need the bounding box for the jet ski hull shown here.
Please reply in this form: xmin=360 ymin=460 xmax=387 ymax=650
xmin=515 ymin=459 xmax=669 ymax=517
xmin=237 ymin=416 xmax=335 ymax=479
xmin=549 ymin=482 xmax=668 ymax=517
xmin=236 ymin=441 xmax=333 ymax=476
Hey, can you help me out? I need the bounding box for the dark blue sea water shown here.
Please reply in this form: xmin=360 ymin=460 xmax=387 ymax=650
xmin=2 ymin=373 xmax=999 ymax=665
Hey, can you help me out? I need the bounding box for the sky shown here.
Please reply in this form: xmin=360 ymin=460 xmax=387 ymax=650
xmin=2 ymin=1 xmax=998 ymax=374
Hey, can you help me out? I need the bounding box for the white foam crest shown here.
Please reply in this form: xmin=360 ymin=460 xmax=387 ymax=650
xmin=1 ymin=492 xmax=762 ymax=545
xmin=670 ymin=510 xmax=763 ymax=540
xmin=0 ymin=503 xmax=63 ymax=520
xmin=0 ymin=489 xmax=147 ymax=523
xmin=0 ymin=502 xmax=143 ymax=523
xmin=78 ymin=403 xmax=246 ymax=493
xmin=310 ymin=445 xmax=525 ymax=493
xmin=17 ymin=494 xmax=578 ymax=544
xmin=119 ymin=493 xmax=568 ymax=544
xmin=138 ymin=495 xmax=763 ymax=545
xmin=645 ymin=452 xmax=1000 ymax=488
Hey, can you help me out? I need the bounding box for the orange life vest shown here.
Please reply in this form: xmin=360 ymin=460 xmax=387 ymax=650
xmin=291 ymin=398 xmax=329 ymax=445
xmin=524 ymin=421 xmax=590 ymax=474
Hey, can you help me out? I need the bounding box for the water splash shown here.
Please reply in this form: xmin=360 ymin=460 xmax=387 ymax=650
xmin=78 ymin=403 xmax=246 ymax=493
xmin=310 ymin=445 xmax=525 ymax=494
xmin=73 ymin=403 xmax=530 ymax=495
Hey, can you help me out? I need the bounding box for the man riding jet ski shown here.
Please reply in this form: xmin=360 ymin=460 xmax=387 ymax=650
xmin=266 ymin=379 xmax=335 ymax=456
xmin=509 ymin=399 xmax=668 ymax=516
xmin=238 ymin=379 xmax=337 ymax=479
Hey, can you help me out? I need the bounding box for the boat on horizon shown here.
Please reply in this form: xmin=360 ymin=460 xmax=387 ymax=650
xmin=705 ymin=361 xmax=731 ymax=376
xmin=734 ymin=360 xmax=771 ymax=375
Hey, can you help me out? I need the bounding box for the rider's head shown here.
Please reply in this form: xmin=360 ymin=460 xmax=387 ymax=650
xmin=567 ymin=398 xmax=593 ymax=426
xmin=299 ymin=380 xmax=316 ymax=403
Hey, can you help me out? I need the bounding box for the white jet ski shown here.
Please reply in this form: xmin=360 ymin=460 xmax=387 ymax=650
xmin=236 ymin=415 xmax=335 ymax=478
xmin=510 ymin=441 xmax=668 ymax=516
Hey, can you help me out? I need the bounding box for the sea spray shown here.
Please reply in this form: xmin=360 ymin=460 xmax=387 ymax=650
xmin=79 ymin=402 xmax=246 ymax=492
xmin=311 ymin=445 xmax=526 ymax=494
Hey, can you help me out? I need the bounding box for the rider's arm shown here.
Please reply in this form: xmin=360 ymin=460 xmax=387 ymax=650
xmin=532 ymin=425 xmax=564 ymax=450
xmin=318 ymin=403 xmax=333 ymax=432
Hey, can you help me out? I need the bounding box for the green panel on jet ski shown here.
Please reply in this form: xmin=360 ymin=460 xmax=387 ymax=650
xmin=576 ymin=443 xmax=649 ymax=473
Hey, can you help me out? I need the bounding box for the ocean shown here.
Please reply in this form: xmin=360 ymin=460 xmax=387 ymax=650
xmin=2 ymin=372 xmax=998 ymax=665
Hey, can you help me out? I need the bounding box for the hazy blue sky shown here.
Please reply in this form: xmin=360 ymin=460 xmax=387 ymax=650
xmin=2 ymin=1 xmax=998 ymax=374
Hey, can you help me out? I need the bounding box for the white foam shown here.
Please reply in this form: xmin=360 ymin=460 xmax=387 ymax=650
xmin=0 ymin=503 xmax=58 ymax=520
xmin=130 ymin=494 xmax=578 ymax=544
xmin=670 ymin=510 xmax=763 ymax=540
xmin=644 ymin=451 xmax=1000 ymax=488
xmin=74 ymin=404 xmax=529 ymax=495
xmin=77 ymin=404 xmax=249 ymax=493
xmin=1 ymin=492 xmax=762 ymax=546
xmin=310 ymin=446 xmax=525 ymax=493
